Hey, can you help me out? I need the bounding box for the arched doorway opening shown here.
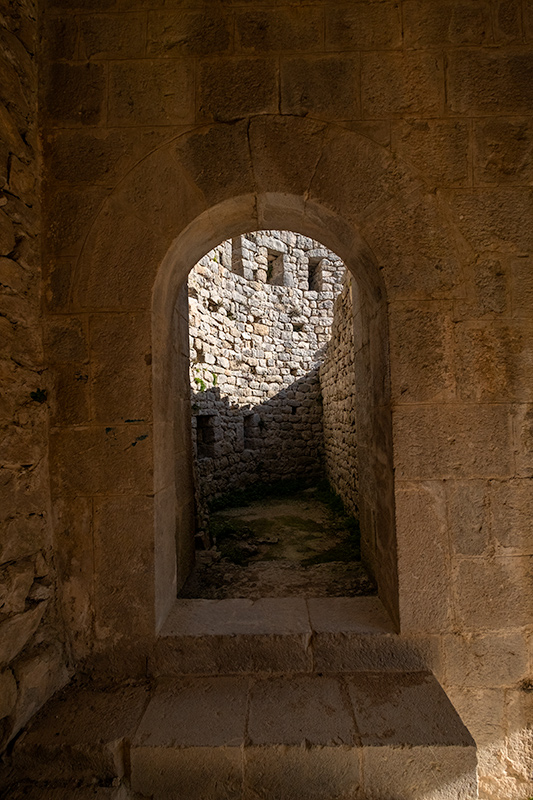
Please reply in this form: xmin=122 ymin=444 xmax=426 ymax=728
xmin=152 ymin=194 xmax=396 ymax=631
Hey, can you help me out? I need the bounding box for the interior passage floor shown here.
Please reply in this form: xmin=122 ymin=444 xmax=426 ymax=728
xmin=180 ymin=485 xmax=376 ymax=599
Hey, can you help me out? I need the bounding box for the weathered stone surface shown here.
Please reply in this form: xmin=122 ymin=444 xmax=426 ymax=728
xmin=446 ymin=480 xmax=490 ymax=556
xmin=326 ymin=3 xmax=401 ymax=49
xmin=12 ymin=644 xmax=68 ymax=734
xmin=490 ymin=479 xmax=533 ymax=552
xmin=236 ymin=8 xmax=323 ymax=53
xmin=392 ymin=119 xmax=469 ymax=186
xmin=394 ymin=404 xmax=513 ymax=480
xmin=198 ymin=57 xmax=277 ymax=122
xmin=443 ymin=631 xmax=528 ymax=687
xmin=0 ymin=209 xmax=15 ymax=255
xmin=403 ymin=0 xmax=491 ymax=46
xmin=0 ymin=669 xmax=17 ymax=718
xmin=445 ymin=189 xmax=533 ymax=254
xmin=281 ymin=56 xmax=359 ymax=120
xmin=49 ymin=425 xmax=153 ymax=496
xmin=147 ymin=9 xmax=232 ymax=56
xmin=361 ymin=51 xmax=444 ymax=116
xmin=447 ymin=49 xmax=533 ymax=114
xmin=45 ymin=62 xmax=105 ymax=125
xmin=453 ymin=555 xmax=533 ymax=630
xmin=474 ymin=118 xmax=533 ymax=185
xmin=0 ymin=604 xmax=46 ymax=665
xmin=108 ymin=60 xmax=194 ymax=125
xmin=79 ymin=13 xmax=145 ymax=60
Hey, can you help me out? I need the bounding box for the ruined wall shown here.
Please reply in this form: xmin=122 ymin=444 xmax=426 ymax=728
xmin=0 ymin=0 xmax=67 ymax=750
xmin=188 ymin=231 xmax=344 ymax=518
xmin=320 ymin=276 xmax=358 ymax=516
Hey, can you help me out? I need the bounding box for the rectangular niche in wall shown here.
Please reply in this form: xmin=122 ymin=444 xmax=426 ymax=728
xmin=195 ymin=414 xmax=216 ymax=459
xmin=308 ymin=257 xmax=323 ymax=292
xmin=266 ymin=249 xmax=286 ymax=286
xmin=243 ymin=414 xmax=257 ymax=450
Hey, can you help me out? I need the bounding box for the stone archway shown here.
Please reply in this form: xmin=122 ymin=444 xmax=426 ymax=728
xmin=49 ymin=116 xmax=471 ymax=654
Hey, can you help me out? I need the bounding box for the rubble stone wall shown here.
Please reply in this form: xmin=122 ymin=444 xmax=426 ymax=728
xmin=0 ymin=0 xmax=67 ymax=751
xmin=320 ymin=277 xmax=358 ymax=515
xmin=188 ymin=231 xmax=345 ymax=518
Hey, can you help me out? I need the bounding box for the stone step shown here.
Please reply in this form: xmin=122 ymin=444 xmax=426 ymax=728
xmin=152 ymin=596 xmax=436 ymax=676
xmin=4 ymin=672 xmax=477 ymax=800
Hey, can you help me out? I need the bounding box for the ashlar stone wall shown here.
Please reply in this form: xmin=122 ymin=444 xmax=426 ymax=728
xmin=188 ymin=231 xmax=345 ymax=519
xmin=0 ymin=0 xmax=67 ymax=751
xmin=320 ymin=276 xmax=358 ymax=516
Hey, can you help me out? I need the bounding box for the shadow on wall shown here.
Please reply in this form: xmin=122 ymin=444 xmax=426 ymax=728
xmin=191 ymin=368 xmax=328 ymax=532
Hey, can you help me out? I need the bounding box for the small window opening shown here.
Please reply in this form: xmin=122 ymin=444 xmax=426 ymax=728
xmin=266 ymin=249 xmax=285 ymax=285
xmin=308 ymin=257 xmax=322 ymax=292
xmin=243 ymin=414 xmax=256 ymax=450
xmin=196 ymin=414 xmax=216 ymax=459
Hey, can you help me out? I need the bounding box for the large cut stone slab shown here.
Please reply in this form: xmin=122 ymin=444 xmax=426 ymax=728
xmin=347 ymin=672 xmax=478 ymax=799
xmin=152 ymin=597 xmax=313 ymax=674
xmin=130 ymin=677 xmax=248 ymax=800
xmin=9 ymin=684 xmax=150 ymax=783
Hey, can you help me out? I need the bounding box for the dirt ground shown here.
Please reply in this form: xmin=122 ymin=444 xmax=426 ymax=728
xmin=180 ymin=486 xmax=376 ymax=599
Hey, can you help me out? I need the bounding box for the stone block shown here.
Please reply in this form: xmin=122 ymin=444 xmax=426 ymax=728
xmin=152 ymin=598 xmax=312 ymax=675
xmin=446 ymin=480 xmax=490 ymax=556
xmin=0 ymin=668 xmax=17 ymax=718
xmin=393 ymin=404 xmax=513 ymax=480
xmin=362 ymin=745 xmax=477 ymax=799
xmin=45 ymin=62 xmax=105 ymax=126
xmin=89 ymin=313 xmax=152 ymax=424
xmin=236 ymin=8 xmax=323 ymax=53
xmin=395 ymin=481 xmax=452 ymax=633
xmin=494 ymin=0 xmax=523 ymax=42
xmin=0 ymin=559 xmax=35 ymax=614
xmin=131 ymin=677 xmax=246 ymax=799
xmin=108 ymin=60 xmax=194 ymax=125
xmin=0 ymin=604 xmax=46 ymax=665
xmin=511 ymin=256 xmax=533 ymax=317
xmin=0 ymin=209 xmax=15 ymax=256
xmin=514 ymin=403 xmax=533 ymax=477
xmin=131 ymin=745 xmax=242 ymax=800
xmin=447 ymin=48 xmax=533 ymax=114
xmin=474 ymin=118 xmax=533 ymax=185
xmin=46 ymin=187 xmax=108 ymax=257
xmin=460 ymin=253 xmax=508 ymax=317
xmin=362 ymin=192 xmax=463 ymax=301
xmin=46 ymin=129 xmax=140 ymax=185
xmin=389 ymin=302 xmax=454 ymax=403
xmin=174 ymin=121 xmax=253 ymax=205
xmin=455 ymin=320 xmax=533 ymax=402
xmin=74 ymin=199 xmax=165 ymax=309
xmin=43 ymin=257 xmax=75 ymax=313
xmin=13 ymin=683 xmax=150 ymax=783
xmin=361 ymin=51 xmax=444 ymax=116
xmin=49 ymin=425 xmax=153 ymax=496
xmin=248 ymin=676 xmax=355 ymax=746
xmin=147 ymin=9 xmax=232 ymax=56
xmin=403 ymin=0 xmax=491 ymax=46
xmin=445 ymin=188 xmax=533 ymax=254
xmin=444 ymin=685 xmax=505 ymax=781
xmin=490 ymin=479 xmax=533 ymax=552
xmin=443 ymin=631 xmax=528 ymax=688
xmin=392 ymin=119 xmax=469 ymax=187
xmin=281 ymin=56 xmax=359 ymax=120
xmin=50 ymin=363 xmax=90 ymax=426
xmin=93 ymin=494 xmax=155 ymax=637
xmin=42 ymin=15 xmax=78 ymax=61
xmin=12 ymin=644 xmax=68 ymax=735
xmin=326 ymin=3 xmax=401 ymax=49
xmin=79 ymin=13 xmax=145 ymax=59
xmin=44 ymin=316 xmax=88 ymax=364
xmin=453 ymin=554 xmax=533 ymax=630
xmin=198 ymin=57 xmax=278 ymax=122
xmin=250 ymin=116 xmax=326 ymax=197
xmin=243 ymin=745 xmax=361 ymax=800
xmin=53 ymin=495 xmax=94 ymax=660
xmin=309 ymin=129 xmax=413 ymax=226
xmin=347 ymin=671 xmax=474 ymax=747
